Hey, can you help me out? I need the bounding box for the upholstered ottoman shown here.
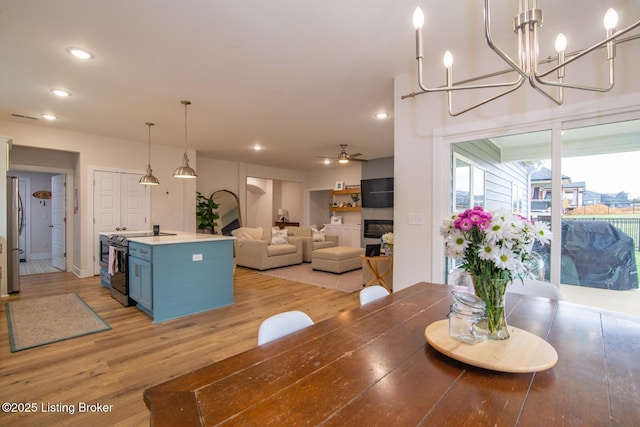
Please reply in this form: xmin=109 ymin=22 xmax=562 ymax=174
xmin=311 ymin=246 xmax=363 ymax=274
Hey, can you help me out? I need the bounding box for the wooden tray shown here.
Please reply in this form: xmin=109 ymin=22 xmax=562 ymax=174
xmin=425 ymin=319 xmax=557 ymax=373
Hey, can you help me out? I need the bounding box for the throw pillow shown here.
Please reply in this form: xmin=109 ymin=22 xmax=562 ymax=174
xmin=312 ymin=227 xmax=326 ymax=242
xmin=270 ymin=228 xmax=288 ymax=245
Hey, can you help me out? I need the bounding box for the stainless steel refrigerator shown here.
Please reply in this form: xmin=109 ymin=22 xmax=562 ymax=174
xmin=7 ymin=176 xmax=21 ymax=293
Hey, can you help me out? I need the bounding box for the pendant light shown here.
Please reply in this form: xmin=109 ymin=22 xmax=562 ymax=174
xmin=173 ymin=100 xmax=197 ymax=178
xmin=139 ymin=122 xmax=160 ymax=185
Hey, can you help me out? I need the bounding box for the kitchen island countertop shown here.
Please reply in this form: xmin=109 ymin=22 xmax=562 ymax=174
xmin=126 ymin=231 xmax=235 ymax=245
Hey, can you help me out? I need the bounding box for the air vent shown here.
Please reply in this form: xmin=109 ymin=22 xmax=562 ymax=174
xmin=11 ymin=113 xmax=39 ymax=120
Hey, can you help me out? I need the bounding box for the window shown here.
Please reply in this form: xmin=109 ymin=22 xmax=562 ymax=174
xmin=453 ymin=154 xmax=484 ymax=211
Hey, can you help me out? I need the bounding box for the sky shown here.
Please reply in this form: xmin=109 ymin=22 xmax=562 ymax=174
xmin=557 ymin=151 xmax=640 ymax=199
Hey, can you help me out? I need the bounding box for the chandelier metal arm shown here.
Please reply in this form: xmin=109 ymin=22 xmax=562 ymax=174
xmin=414 ymin=57 xmax=523 ymax=94
xmin=483 ymin=0 xmax=528 ymax=81
xmin=447 ymin=78 xmax=525 ymax=116
xmin=404 ymin=1 xmax=639 ymax=116
xmin=536 ymin=19 xmax=639 ymax=81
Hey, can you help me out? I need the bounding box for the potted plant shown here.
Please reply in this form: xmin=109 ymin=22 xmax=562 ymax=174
xmin=196 ymin=191 xmax=220 ymax=233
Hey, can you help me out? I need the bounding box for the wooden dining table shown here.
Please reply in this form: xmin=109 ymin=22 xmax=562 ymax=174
xmin=144 ymin=282 xmax=640 ymax=426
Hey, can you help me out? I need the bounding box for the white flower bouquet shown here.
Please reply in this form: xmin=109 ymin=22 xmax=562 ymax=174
xmin=441 ymin=206 xmax=552 ymax=338
xmin=381 ymin=232 xmax=394 ymax=245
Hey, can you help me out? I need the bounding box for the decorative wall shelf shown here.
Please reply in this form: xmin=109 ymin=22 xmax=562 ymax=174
xmin=331 ymin=188 xmax=360 ymax=196
xmin=331 ymin=206 xmax=361 ymax=212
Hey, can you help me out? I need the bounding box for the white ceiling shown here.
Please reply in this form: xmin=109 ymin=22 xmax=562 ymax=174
xmin=1 ymin=0 xmax=638 ymax=171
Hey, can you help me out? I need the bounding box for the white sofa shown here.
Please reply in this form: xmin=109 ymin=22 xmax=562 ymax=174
xmin=231 ymin=227 xmax=303 ymax=271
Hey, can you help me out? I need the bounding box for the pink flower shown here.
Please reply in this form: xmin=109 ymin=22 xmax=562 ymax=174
xmin=459 ymin=218 xmax=473 ymax=231
xmin=478 ymin=219 xmax=491 ymax=230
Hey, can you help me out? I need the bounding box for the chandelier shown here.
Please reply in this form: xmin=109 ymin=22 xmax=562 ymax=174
xmin=402 ymin=0 xmax=640 ymax=116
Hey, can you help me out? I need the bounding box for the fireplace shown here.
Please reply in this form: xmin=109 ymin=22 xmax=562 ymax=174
xmin=363 ymin=219 xmax=393 ymax=239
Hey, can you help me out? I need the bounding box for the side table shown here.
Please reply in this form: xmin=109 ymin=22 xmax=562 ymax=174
xmin=360 ymin=254 xmax=393 ymax=292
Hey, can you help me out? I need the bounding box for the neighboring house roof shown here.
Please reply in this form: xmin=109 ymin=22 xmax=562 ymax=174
xmin=530 ymin=167 xmax=570 ymax=182
xmin=564 ymin=181 xmax=586 ymax=190
xmin=583 ymin=190 xmax=602 ymax=201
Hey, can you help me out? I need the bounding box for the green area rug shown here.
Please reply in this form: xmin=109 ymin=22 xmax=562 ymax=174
xmin=5 ymin=293 xmax=111 ymax=352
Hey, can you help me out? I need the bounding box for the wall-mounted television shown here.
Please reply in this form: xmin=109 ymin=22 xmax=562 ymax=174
xmin=361 ymin=177 xmax=394 ymax=208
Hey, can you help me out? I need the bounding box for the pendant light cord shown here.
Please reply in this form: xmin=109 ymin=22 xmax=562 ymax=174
xmin=146 ymin=122 xmax=154 ymax=164
xmin=181 ymin=100 xmax=191 ymax=152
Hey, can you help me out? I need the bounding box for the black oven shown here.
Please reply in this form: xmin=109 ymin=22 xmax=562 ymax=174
xmin=102 ymin=234 xmax=134 ymax=307
xmin=99 ymin=234 xmax=110 ymax=270
xmin=101 ymin=232 xmax=176 ymax=307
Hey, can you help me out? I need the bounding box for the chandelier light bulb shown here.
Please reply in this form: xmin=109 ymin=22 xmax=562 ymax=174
xmin=604 ymin=8 xmax=618 ymax=30
xmin=412 ymin=7 xmax=424 ymax=29
xmin=443 ymin=51 xmax=453 ymax=68
xmin=554 ymin=33 xmax=567 ymax=53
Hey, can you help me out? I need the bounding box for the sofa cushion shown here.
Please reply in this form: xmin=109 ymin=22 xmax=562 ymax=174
xmin=313 ymin=240 xmax=335 ymax=251
xmin=267 ymin=243 xmax=297 ymax=256
xmin=232 ymin=227 xmax=263 ymax=241
xmin=286 ymin=226 xmax=312 ymax=238
xmin=270 ymin=228 xmax=289 ymax=245
xmin=312 ymin=227 xmax=326 ymax=242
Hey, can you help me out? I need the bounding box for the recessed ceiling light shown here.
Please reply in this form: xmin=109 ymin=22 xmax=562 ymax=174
xmin=66 ymin=47 xmax=93 ymax=60
xmin=323 ymin=159 xmax=331 ymax=165
xmin=41 ymin=113 xmax=57 ymax=120
xmin=375 ymin=112 xmax=389 ymax=120
xmin=50 ymin=89 xmax=71 ymax=97
xmin=253 ymin=144 xmax=262 ymax=151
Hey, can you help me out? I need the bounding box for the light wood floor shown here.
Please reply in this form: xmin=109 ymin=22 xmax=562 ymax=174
xmin=0 ymin=268 xmax=360 ymax=426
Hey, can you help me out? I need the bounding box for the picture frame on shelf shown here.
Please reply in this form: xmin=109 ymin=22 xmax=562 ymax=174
xmin=334 ymin=181 xmax=345 ymax=191
xmin=330 ymin=216 xmax=343 ymax=224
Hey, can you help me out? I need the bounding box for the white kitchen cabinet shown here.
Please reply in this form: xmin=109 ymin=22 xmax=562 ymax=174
xmin=342 ymin=224 xmax=361 ymax=247
xmin=323 ymin=224 xmax=361 ymax=247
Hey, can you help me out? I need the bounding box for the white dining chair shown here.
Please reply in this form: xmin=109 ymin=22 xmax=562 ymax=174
xmin=359 ymin=285 xmax=391 ymax=306
xmin=257 ymin=311 xmax=314 ymax=345
xmin=507 ymin=279 xmax=563 ymax=300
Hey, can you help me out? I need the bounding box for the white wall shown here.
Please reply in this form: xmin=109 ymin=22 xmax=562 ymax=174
xmin=392 ymin=36 xmax=640 ymax=292
xmin=196 ymin=157 xmax=240 ymax=198
xmin=279 ymin=181 xmax=303 ymax=223
xmin=0 ymin=121 xmax=196 ymax=278
xmin=246 ymin=177 xmax=273 ymax=231
xmin=306 ymin=164 xmax=362 ymax=226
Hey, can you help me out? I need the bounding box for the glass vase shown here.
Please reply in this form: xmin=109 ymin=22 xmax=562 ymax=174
xmin=471 ymin=275 xmax=510 ymax=340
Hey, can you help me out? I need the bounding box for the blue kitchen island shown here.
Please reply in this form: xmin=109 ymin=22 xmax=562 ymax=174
xmin=126 ymin=232 xmax=235 ymax=323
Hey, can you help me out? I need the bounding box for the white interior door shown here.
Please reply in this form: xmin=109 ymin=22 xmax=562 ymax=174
xmin=94 ymin=171 xmax=122 ymax=233
xmin=51 ymin=174 xmax=66 ymax=271
xmin=120 ymin=173 xmax=147 ymax=230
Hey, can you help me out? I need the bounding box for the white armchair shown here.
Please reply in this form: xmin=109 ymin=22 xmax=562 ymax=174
xmin=285 ymin=226 xmax=338 ymax=262
xmin=232 ymin=227 xmax=303 ymax=271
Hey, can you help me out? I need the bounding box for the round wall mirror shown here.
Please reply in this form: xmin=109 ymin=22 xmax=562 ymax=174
xmin=212 ymin=190 xmax=242 ymax=235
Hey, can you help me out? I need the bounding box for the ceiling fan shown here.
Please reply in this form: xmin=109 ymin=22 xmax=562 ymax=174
xmin=320 ymin=144 xmax=368 ymax=164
